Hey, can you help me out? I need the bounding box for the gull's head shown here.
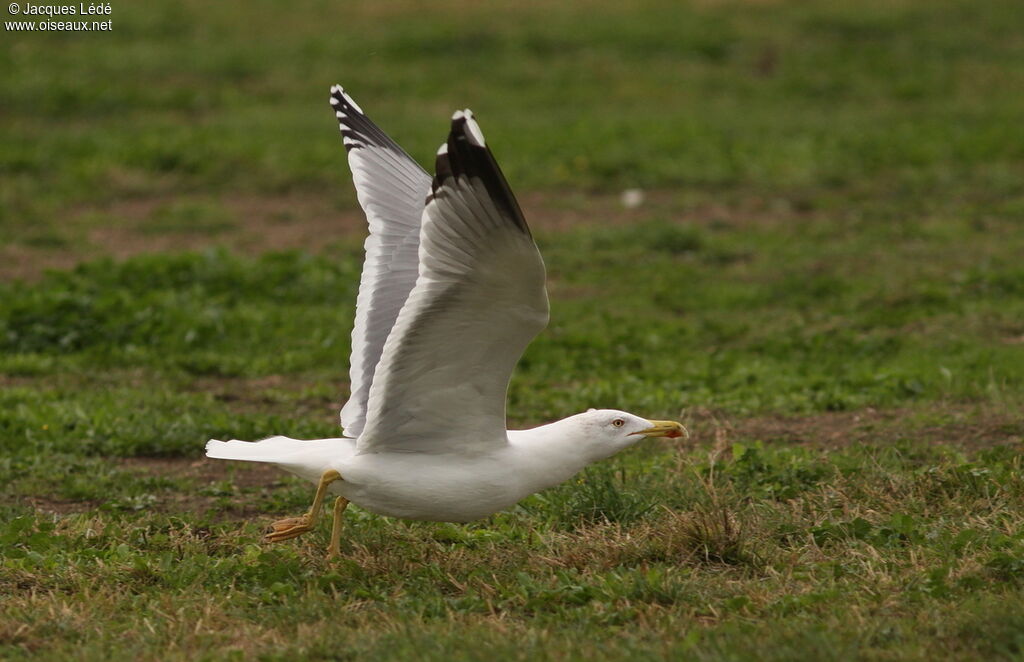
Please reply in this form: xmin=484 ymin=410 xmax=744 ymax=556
xmin=572 ymin=408 xmax=687 ymax=460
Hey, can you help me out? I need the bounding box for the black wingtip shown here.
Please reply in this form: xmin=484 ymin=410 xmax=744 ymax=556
xmin=329 ymin=85 xmax=365 ymax=116
xmin=330 ymin=85 xmax=414 ymax=156
xmin=329 ymin=85 xmax=369 ymax=152
xmin=430 ymin=110 xmax=530 ymax=234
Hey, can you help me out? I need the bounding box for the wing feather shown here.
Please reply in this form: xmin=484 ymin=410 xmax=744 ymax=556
xmin=356 ymin=110 xmax=549 ymax=455
xmin=330 ymin=86 xmax=433 ymax=438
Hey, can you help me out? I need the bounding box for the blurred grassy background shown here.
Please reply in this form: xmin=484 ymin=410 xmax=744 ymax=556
xmin=3 ymin=1 xmax=1024 ymax=659
xmin=2 ymin=0 xmax=1023 ymax=423
xmin=4 ymin=0 xmax=1024 ymax=240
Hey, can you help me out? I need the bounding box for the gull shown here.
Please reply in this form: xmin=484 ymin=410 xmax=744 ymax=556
xmin=205 ymin=86 xmax=686 ymax=558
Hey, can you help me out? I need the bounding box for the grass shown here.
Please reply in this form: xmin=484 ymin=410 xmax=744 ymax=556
xmin=3 ymin=0 xmax=1024 ymax=659
xmin=4 ymin=438 xmax=1024 ymax=660
xmin=4 ymin=0 xmax=1024 ymax=247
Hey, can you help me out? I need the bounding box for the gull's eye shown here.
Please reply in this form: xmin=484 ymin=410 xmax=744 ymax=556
xmin=612 ymin=419 xmax=625 ymax=428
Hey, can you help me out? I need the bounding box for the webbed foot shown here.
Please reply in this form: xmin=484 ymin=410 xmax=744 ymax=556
xmin=266 ymin=515 xmax=313 ymax=542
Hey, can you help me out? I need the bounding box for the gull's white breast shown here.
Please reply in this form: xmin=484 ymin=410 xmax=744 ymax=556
xmin=334 ymin=447 xmax=525 ymax=522
xmin=332 ymin=429 xmax=583 ymax=522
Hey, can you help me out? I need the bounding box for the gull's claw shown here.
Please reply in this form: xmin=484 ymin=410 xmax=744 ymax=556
xmin=263 ymin=469 xmax=343 ymax=546
xmin=265 ymin=515 xmax=313 ymax=542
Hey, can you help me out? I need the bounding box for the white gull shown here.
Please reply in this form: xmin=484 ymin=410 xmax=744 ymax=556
xmin=205 ymin=86 xmax=685 ymax=558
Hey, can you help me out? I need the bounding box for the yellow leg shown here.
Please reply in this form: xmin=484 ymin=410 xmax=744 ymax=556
xmin=265 ymin=470 xmax=341 ymax=543
xmin=326 ymin=496 xmax=349 ymax=560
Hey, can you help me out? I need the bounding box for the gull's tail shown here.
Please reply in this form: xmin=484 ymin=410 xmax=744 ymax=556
xmin=205 ymin=436 xmax=351 ymax=483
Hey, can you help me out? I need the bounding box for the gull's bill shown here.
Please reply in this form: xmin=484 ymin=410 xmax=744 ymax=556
xmin=630 ymin=420 xmax=688 ymax=439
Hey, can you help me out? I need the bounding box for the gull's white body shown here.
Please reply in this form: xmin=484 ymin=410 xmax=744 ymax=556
xmin=205 ymin=87 xmax=682 ymax=528
xmin=207 ymin=413 xmax=644 ymax=522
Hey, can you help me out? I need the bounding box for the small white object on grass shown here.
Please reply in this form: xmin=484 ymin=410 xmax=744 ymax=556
xmin=205 ymin=87 xmax=686 ymax=558
xmin=621 ymin=188 xmax=645 ymax=209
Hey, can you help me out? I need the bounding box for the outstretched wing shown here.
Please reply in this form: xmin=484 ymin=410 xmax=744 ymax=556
xmin=356 ymin=110 xmax=549 ymax=455
xmin=330 ymin=86 xmax=433 ymax=438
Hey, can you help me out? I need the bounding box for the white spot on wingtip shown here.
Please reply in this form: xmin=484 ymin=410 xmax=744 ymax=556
xmin=452 ymin=110 xmax=465 ymax=121
xmin=330 ymin=84 xmax=342 ymax=94
xmin=342 ymin=91 xmax=363 ymax=114
xmin=335 ymin=111 xmax=346 ymax=119
xmin=463 ymin=111 xmax=486 ymax=146
xmin=437 ymin=142 xmax=448 ymax=156
xmin=330 ymin=97 xmax=341 ymax=106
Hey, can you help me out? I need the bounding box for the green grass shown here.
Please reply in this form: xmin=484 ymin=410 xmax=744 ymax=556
xmin=4 ymin=0 xmax=1024 ymax=241
xmin=3 ymin=0 xmax=1024 ymax=659
xmin=3 ymin=217 xmax=1021 ymax=423
xmin=4 ymin=438 xmax=1024 ymax=660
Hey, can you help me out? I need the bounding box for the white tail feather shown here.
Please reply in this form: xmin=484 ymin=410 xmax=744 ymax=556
xmin=206 ymin=436 xmax=304 ymax=461
xmin=205 ymin=436 xmax=352 ymax=483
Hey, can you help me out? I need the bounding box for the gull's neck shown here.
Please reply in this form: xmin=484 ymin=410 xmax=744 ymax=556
xmin=506 ymin=416 xmax=604 ymax=491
